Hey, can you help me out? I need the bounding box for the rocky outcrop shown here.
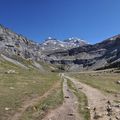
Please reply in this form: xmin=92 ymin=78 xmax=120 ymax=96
xmin=0 ymin=24 xmax=43 ymax=61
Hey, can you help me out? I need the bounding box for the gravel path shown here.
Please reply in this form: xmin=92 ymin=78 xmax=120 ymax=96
xmin=43 ymin=77 xmax=81 ymax=120
xmin=64 ymin=74 xmax=120 ymax=120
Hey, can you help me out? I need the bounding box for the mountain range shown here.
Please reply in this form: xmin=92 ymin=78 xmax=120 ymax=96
xmin=40 ymin=37 xmax=87 ymax=52
xmin=0 ymin=24 xmax=120 ymax=71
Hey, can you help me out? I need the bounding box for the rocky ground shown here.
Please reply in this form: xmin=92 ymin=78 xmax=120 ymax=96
xmin=65 ymin=74 xmax=120 ymax=120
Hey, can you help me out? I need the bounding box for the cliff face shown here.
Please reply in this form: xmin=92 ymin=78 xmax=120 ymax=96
xmin=0 ymin=25 xmax=87 ymax=62
xmin=0 ymin=25 xmax=43 ymax=61
xmin=48 ymin=35 xmax=120 ymax=71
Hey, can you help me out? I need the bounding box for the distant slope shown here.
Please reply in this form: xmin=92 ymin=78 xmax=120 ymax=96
xmin=48 ymin=35 xmax=120 ymax=71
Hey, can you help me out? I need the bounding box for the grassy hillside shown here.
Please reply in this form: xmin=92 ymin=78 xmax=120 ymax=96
xmin=0 ymin=58 xmax=63 ymax=120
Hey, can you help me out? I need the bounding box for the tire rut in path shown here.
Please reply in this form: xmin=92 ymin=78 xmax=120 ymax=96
xmin=9 ymin=82 xmax=60 ymax=120
xmin=42 ymin=78 xmax=81 ymax=120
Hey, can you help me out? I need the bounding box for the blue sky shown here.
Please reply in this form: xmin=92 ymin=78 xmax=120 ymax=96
xmin=0 ymin=0 xmax=120 ymax=44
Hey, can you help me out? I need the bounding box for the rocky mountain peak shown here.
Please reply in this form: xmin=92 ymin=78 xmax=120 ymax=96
xmin=107 ymin=34 xmax=120 ymax=41
xmin=64 ymin=37 xmax=87 ymax=47
xmin=43 ymin=37 xmax=59 ymax=45
xmin=40 ymin=37 xmax=88 ymax=52
xmin=45 ymin=37 xmax=57 ymax=41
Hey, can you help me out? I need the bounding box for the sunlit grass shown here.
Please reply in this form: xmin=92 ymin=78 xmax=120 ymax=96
xmin=69 ymin=72 xmax=120 ymax=94
xmin=20 ymin=80 xmax=63 ymax=120
xmin=0 ymin=58 xmax=61 ymax=120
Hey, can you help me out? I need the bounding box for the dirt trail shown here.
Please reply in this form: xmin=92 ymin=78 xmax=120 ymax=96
xmin=64 ymin=74 xmax=120 ymax=120
xmin=9 ymin=73 xmax=120 ymax=120
xmin=43 ymin=77 xmax=80 ymax=120
xmin=9 ymin=82 xmax=60 ymax=120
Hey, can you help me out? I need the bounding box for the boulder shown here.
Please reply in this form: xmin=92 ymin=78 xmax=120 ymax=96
xmin=116 ymin=80 xmax=120 ymax=84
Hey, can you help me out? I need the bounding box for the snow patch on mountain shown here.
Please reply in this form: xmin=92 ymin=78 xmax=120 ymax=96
xmin=40 ymin=37 xmax=88 ymax=51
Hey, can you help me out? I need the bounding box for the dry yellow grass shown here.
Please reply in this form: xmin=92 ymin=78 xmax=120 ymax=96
xmin=0 ymin=58 xmax=62 ymax=120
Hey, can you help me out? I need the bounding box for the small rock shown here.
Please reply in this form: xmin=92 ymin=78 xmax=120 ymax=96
xmin=5 ymin=107 xmax=10 ymax=111
xmin=93 ymin=107 xmax=96 ymax=111
xmin=78 ymin=87 xmax=83 ymax=89
xmin=116 ymin=80 xmax=120 ymax=84
xmin=74 ymin=101 xmax=78 ymax=104
xmin=5 ymin=70 xmax=16 ymax=74
xmin=107 ymin=100 xmax=111 ymax=105
xmin=114 ymin=104 xmax=120 ymax=108
xmin=114 ymin=94 xmax=118 ymax=97
xmin=106 ymin=105 xmax=112 ymax=116
xmin=116 ymin=116 xmax=120 ymax=120
xmin=9 ymin=87 xmax=15 ymax=90
xmin=65 ymin=96 xmax=69 ymax=98
xmin=94 ymin=112 xmax=102 ymax=119
xmin=107 ymin=105 xmax=112 ymax=111
xmin=67 ymin=89 xmax=69 ymax=91
xmin=86 ymin=106 xmax=90 ymax=110
xmin=68 ymin=113 xmax=74 ymax=116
